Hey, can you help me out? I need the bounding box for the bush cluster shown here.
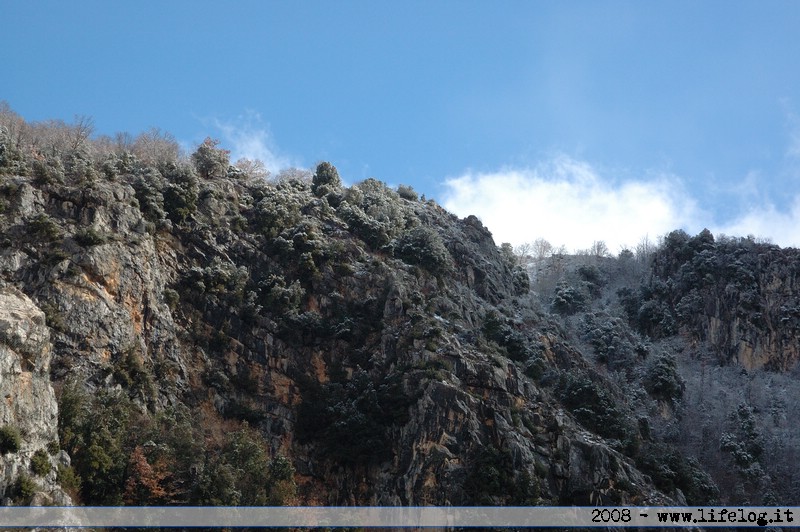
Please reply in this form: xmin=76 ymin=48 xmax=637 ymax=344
xmin=58 ymin=382 xmax=296 ymax=506
xmin=12 ymin=474 xmax=37 ymax=504
xmin=581 ymin=312 xmax=648 ymax=371
xmin=551 ymin=281 xmax=588 ymax=315
xmin=191 ymin=137 xmax=230 ymax=179
xmin=0 ymin=425 xmax=21 ymax=454
xmin=617 ymin=229 xmax=800 ymax=371
xmin=644 ymin=353 xmax=685 ymax=402
xmin=482 ymin=310 xmax=532 ymax=362
xmin=463 ymin=444 xmax=540 ymax=505
xmin=554 ymin=371 xmax=636 ymax=451
xmin=391 ymin=226 xmax=452 ymax=275
xmin=31 ymin=448 xmax=51 ymax=476
xmin=635 ymin=441 xmax=719 ymax=504
xmin=339 ymin=178 xmax=413 ymax=249
xmin=311 ymin=161 xmax=341 ymax=198
xmin=296 ymin=370 xmax=412 ymax=465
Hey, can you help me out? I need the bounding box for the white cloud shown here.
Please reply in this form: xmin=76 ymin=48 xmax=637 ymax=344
xmin=440 ymin=155 xmax=800 ymax=251
xmin=441 ymin=156 xmax=705 ymax=253
xmin=713 ymin=198 xmax=800 ymax=247
xmin=211 ymin=111 xmax=294 ymax=175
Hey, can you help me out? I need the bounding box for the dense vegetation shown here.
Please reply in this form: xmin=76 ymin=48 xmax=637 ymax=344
xmin=523 ymin=229 xmax=800 ymax=505
xmin=2 ymin=103 xmax=800 ymax=507
xmin=0 ymin=104 xmax=531 ymax=505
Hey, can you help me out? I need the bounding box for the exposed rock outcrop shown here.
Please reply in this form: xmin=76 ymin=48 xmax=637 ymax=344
xmin=0 ymin=167 xmax=684 ymax=506
xmin=0 ymin=284 xmax=70 ymax=505
xmin=640 ymin=229 xmax=800 ymax=370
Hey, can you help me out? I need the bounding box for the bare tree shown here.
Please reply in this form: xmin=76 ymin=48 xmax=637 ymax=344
xmin=133 ymin=128 xmax=180 ymax=166
xmin=70 ymin=115 xmax=95 ymax=151
xmin=635 ymin=234 xmax=655 ymax=264
xmin=114 ymin=131 xmax=135 ymax=153
xmin=531 ymin=238 xmax=554 ymax=261
xmin=590 ymin=240 xmax=609 ymax=258
xmin=24 ymin=115 xmax=94 ymax=156
xmin=0 ymin=101 xmax=29 ymax=149
xmin=0 ymin=104 xmax=95 ymax=156
xmin=515 ymin=241 xmax=532 ymax=257
xmin=276 ymin=167 xmax=312 ymax=183
xmin=234 ymin=157 xmax=269 ymax=180
xmin=514 ymin=242 xmax=534 ymax=268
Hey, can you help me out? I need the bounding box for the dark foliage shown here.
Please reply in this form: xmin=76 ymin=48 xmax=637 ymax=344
xmin=191 ymin=137 xmax=229 ymax=179
xmin=644 ymin=353 xmax=685 ymax=402
xmin=554 ymin=371 xmax=636 ymax=450
xmin=463 ymin=444 xmax=539 ymax=505
xmin=483 ymin=310 xmax=532 ymax=362
xmin=0 ymin=425 xmax=21 ymax=454
xmin=551 ymin=281 xmax=588 ymax=315
xmin=296 ymin=370 xmax=413 ymax=465
xmin=581 ymin=312 xmax=648 ymax=371
xmin=635 ymin=442 xmax=719 ymax=504
xmin=57 ymin=382 xmax=295 ymax=506
xmin=311 ymin=161 xmax=341 ymax=197
xmin=392 ymin=226 xmax=452 ymax=275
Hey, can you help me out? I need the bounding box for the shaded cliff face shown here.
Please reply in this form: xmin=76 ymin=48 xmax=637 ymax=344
xmin=0 ymin=158 xmax=680 ymax=506
xmin=627 ymin=229 xmax=800 ymax=370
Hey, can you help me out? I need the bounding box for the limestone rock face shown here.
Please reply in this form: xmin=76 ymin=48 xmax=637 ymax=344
xmin=0 ymin=171 xmax=682 ymax=507
xmin=0 ymin=285 xmax=70 ymax=505
xmin=646 ymin=230 xmax=800 ymax=370
xmin=10 ymin=115 xmax=800 ymax=508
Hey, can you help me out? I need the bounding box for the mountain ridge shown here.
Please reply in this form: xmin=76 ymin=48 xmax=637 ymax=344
xmin=1 ymin=110 xmax=798 ymax=508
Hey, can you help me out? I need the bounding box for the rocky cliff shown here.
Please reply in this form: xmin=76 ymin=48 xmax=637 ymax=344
xmin=6 ymin=112 xmax=794 ymax=508
xmin=0 ymin=285 xmax=70 ymax=505
xmin=529 ymin=229 xmax=800 ymax=505
xmin=0 ymin=146 xmax=686 ymax=507
xmin=628 ymin=229 xmax=800 ymax=371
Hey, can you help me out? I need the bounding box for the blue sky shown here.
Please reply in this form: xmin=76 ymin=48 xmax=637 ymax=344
xmin=3 ymin=1 xmax=800 ymax=251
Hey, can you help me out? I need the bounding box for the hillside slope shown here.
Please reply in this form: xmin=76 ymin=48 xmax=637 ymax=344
xmin=0 ymin=124 xmax=686 ymax=506
xmin=528 ymin=230 xmax=800 ymax=505
xmin=5 ymin=110 xmax=798 ymax=508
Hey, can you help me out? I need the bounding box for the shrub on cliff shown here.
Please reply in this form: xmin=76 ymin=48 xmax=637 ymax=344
xmin=392 ymin=226 xmax=452 ymax=275
xmin=31 ymin=448 xmax=51 ymax=476
xmin=340 ymin=178 xmax=412 ymax=248
xmin=581 ymin=312 xmax=648 ymax=371
xmin=192 ymin=424 xmax=296 ymax=506
xmin=551 ymin=281 xmax=588 ymax=315
xmin=0 ymin=425 xmax=21 ymax=454
xmin=635 ymin=442 xmax=719 ymax=504
xmin=252 ymin=181 xmax=305 ymax=237
xmin=0 ymin=126 xmax=27 ymax=175
xmin=11 ymin=474 xmax=37 ymax=504
xmin=396 ymin=184 xmax=418 ymax=201
xmin=555 ymin=371 xmax=636 ymax=449
xmin=483 ymin=310 xmax=531 ymax=362
xmin=311 ymin=161 xmax=341 ymax=197
xmin=191 ymin=137 xmax=230 ymax=179
xmin=161 ymin=162 xmax=199 ymax=224
xmin=644 ymin=353 xmax=684 ymax=402
xmin=463 ymin=444 xmax=540 ymax=505
xmin=58 ymin=381 xmax=296 ymax=507
xmin=27 ymin=213 xmax=62 ymax=242
xmin=32 ymin=155 xmax=66 ymax=186
xmin=132 ymin=168 xmax=166 ymax=223
xmin=296 ymin=371 xmax=411 ymax=465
